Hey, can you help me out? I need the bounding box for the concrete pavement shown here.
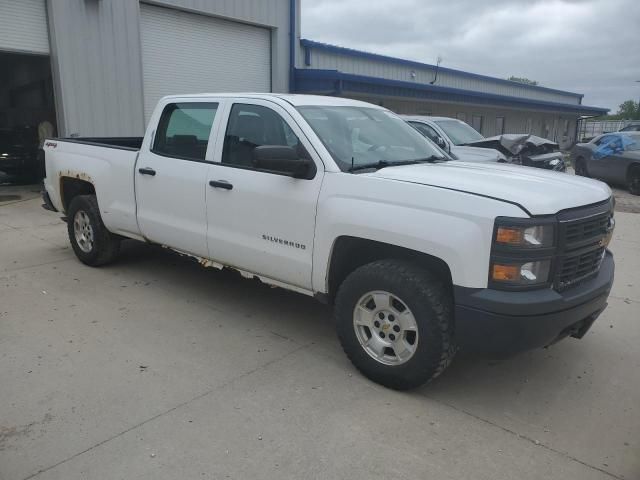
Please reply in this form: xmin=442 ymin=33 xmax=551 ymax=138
xmin=0 ymin=185 xmax=638 ymax=480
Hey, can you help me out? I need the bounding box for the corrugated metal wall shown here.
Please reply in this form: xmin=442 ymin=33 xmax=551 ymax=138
xmin=139 ymin=4 xmax=272 ymax=121
xmin=47 ymin=0 xmax=147 ymax=136
xmin=146 ymin=0 xmax=294 ymax=95
xmin=0 ymin=0 xmax=49 ymax=54
xmin=306 ymin=48 xmax=581 ymax=106
xmin=47 ymin=0 xmax=295 ymax=136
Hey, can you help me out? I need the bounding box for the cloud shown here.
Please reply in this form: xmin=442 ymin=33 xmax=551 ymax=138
xmin=301 ymin=0 xmax=640 ymax=111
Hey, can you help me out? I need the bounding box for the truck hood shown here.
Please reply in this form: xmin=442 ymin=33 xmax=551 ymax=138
xmin=367 ymin=161 xmax=611 ymax=215
xmin=451 ymin=145 xmax=503 ymax=162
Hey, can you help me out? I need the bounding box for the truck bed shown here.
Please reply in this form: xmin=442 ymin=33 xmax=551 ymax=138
xmin=43 ymin=136 xmax=142 ymax=239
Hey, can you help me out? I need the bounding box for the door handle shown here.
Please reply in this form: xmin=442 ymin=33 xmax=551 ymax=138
xmin=138 ymin=167 xmax=156 ymax=176
xmin=209 ymin=180 xmax=233 ymax=190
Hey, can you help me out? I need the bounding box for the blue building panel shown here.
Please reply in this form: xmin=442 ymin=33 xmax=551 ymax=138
xmin=294 ymin=69 xmax=608 ymax=116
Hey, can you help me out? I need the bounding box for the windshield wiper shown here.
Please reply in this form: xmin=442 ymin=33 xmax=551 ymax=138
xmin=348 ymin=156 xmax=445 ymax=172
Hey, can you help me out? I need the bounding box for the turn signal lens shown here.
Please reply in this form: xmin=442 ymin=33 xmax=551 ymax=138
xmin=496 ymin=227 xmax=523 ymax=245
xmin=492 ymin=264 xmax=520 ymax=281
xmin=491 ymin=260 xmax=551 ymax=286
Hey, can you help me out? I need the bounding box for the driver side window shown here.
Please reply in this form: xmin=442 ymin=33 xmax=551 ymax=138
xmin=222 ymin=104 xmax=307 ymax=169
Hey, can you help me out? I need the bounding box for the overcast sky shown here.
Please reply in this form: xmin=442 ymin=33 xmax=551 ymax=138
xmin=301 ymin=0 xmax=640 ymax=112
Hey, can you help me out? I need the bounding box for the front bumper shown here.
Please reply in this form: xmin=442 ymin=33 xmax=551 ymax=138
xmin=454 ymin=251 xmax=614 ymax=356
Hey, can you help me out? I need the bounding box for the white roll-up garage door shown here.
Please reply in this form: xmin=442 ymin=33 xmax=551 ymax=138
xmin=140 ymin=4 xmax=272 ymax=122
xmin=0 ymin=0 xmax=49 ymax=54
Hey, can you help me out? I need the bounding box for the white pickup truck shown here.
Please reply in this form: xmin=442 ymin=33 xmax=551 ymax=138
xmin=42 ymin=94 xmax=615 ymax=389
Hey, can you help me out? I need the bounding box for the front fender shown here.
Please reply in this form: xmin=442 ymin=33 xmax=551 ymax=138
xmin=312 ymin=173 xmax=527 ymax=293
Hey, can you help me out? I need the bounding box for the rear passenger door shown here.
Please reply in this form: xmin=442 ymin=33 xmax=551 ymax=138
xmin=205 ymin=100 xmax=324 ymax=290
xmin=135 ymin=101 xmax=223 ymax=257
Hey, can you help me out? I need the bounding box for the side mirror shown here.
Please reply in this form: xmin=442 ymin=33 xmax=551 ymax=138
xmin=253 ymin=145 xmax=314 ymax=179
xmin=436 ymin=136 xmax=448 ymax=151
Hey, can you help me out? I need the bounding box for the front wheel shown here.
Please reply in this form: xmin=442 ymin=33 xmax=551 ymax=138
xmin=574 ymin=157 xmax=588 ymax=177
xmin=335 ymin=260 xmax=456 ymax=390
xmin=67 ymin=195 xmax=120 ymax=266
xmin=628 ymin=166 xmax=640 ymax=196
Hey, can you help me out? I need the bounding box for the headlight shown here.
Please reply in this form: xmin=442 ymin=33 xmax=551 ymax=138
xmin=549 ymin=159 xmax=560 ymax=166
xmin=491 ymin=260 xmax=551 ymax=286
xmin=495 ymin=223 xmax=554 ymax=248
xmin=491 ymin=218 xmax=556 ymax=290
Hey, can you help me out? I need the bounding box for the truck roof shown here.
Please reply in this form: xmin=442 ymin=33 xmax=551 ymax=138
xmin=159 ymin=93 xmax=383 ymax=108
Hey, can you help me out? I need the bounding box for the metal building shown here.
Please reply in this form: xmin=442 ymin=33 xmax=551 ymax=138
xmin=0 ymin=0 xmax=299 ymax=137
xmin=294 ymin=40 xmax=608 ymax=149
xmin=1 ymin=0 xmax=606 ymax=151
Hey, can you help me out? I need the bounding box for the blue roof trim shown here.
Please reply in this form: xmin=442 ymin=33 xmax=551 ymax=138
xmin=294 ymin=69 xmax=609 ymax=116
xmin=300 ymin=39 xmax=585 ymax=100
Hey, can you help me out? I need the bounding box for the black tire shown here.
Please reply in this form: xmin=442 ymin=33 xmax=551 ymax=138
xmin=574 ymin=157 xmax=588 ymax=177
xmin=335 ymin=260 xmax=456 ymax=390
xmin=627 ymin=166 xmax=640 ymax=196
xmin=67 ymin=195 xmax=120 ymax=266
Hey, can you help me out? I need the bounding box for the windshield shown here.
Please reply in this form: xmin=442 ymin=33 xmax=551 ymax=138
xmin=434 ymin=119 xmax=484 ymax=145
xmin=296 ymin=106 xmax=446 ymax=171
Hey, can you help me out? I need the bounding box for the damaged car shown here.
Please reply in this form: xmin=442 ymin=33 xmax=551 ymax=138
xmin=465 ymin=134 xmax=566 ymax=172
xmin=571 ymin=132 xmax=640 ymax=195
xmin=403 ymin=116 xmax=566 ymax=171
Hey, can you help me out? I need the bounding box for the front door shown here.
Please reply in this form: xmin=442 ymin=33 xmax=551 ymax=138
xmin=135 ymin=101 xmax=222 ymax=257
xmin=588 ymin=135 xmax=613 ymax=180
xmin=205 ymin=100 xmax=324 ymax=290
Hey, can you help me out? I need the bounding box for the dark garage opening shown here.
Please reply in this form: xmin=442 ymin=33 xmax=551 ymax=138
xmin=0 ymin=51 xmax=57 ymax=184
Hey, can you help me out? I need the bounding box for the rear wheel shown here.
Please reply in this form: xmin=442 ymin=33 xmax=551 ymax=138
xmin=574 ymin=157 xmax=588 ymax=177
xmin=628 ymin=166 xmax=640 ymax=196
xmin=335 ymin=260 xmax=456 ymax=390
xmin=67 ymin=195 xmax=120 ymax=266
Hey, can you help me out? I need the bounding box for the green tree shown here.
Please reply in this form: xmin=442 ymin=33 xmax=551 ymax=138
xmin=617 ymin=100 xmax=640 ymax=120
xmin=507 ymin=76 xmax=539 ymax=86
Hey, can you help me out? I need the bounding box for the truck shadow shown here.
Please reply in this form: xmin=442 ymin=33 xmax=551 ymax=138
xmin=114 ymin=239 xmax=597 ymax=402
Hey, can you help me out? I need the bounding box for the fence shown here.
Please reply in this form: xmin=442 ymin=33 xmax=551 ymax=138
xmin=577 ymin=119 xmax=635 ymax=141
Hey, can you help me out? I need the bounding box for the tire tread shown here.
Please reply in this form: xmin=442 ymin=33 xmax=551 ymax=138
xmin=335 ymin=259 xmax=456 ymax=390
xmin=67 ymin=195 xmax=120 ymax=266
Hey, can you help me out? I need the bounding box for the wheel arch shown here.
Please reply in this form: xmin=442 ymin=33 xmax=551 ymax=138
xmin=626 ymin=161 xmax=640 ymax=180
xmin=59 ymin=176 xmax=96 ymax=213
xmin=325 ymin=236 xmax=453 ymax=304
xmin=574 ymin=155 xmax=587 ymax=173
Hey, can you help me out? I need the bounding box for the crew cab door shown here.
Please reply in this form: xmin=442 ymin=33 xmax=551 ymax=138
xmin=135 ymin=101 xmax=224 ymax=257
xmin=205 ymin=100 xmax=324 ymax=290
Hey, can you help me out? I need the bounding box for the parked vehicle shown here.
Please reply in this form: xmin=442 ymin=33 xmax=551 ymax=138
xmin=43 ymin=94 xmax=615 ymax=390
xmin=572 ymin=132 xmax=640 ymax=195
xmin=466 ymin=134 xmax=566 ymax=172
xmin=619 ymin=122 xmax=640 ymax=133
xmin=401 ymin=115 xmax=506 ymax=162
xmin=0 ymin=127 xmax=41 ymax=181
xmin=403 ymin=116 xmax=565 ymax=171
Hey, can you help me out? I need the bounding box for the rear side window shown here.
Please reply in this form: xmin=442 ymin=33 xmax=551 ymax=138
xmin=153 ymin=103 xmax=218 ymax=161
